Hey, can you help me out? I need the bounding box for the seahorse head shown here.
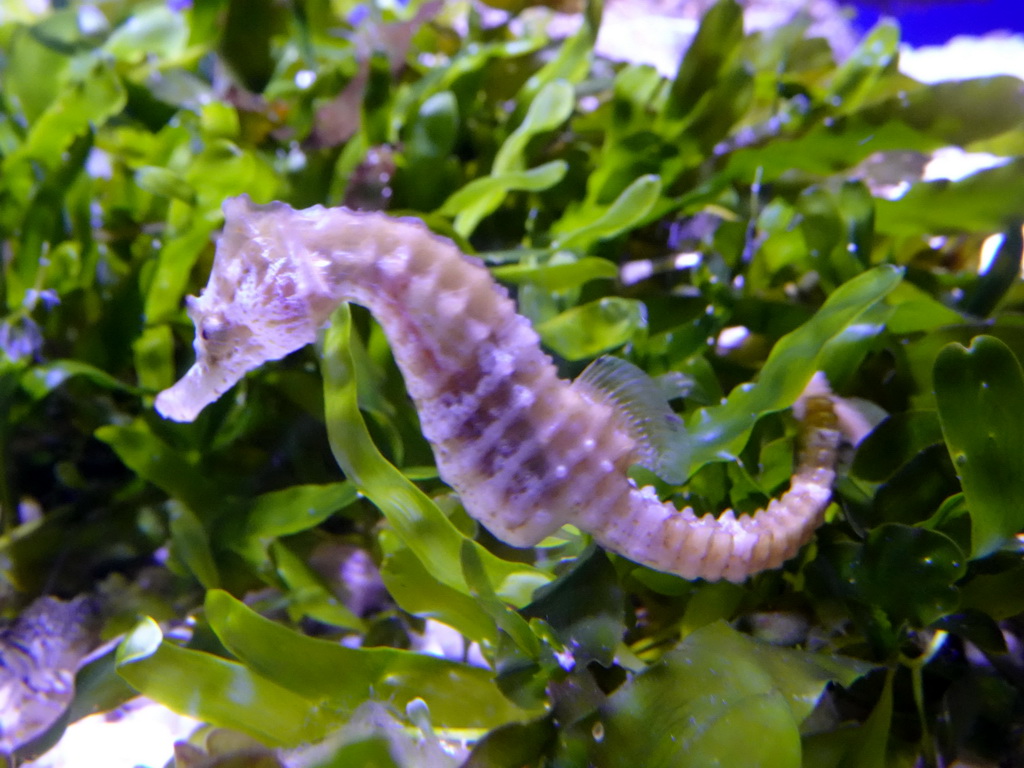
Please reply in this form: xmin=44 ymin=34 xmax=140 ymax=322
xmin=155 ymin=195 xmax=334 ymax=422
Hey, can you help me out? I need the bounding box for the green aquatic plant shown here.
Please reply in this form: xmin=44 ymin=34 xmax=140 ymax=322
xmin=2 ymin=0 xmax=1024 ymax=765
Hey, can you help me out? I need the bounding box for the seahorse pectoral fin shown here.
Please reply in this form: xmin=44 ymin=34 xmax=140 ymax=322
xmin=572 ymin=356 xmax=692 ymax=484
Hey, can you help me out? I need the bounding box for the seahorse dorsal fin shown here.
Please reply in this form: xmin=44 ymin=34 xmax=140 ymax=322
xmin=572 ymin=356 xmax=691 ymax=484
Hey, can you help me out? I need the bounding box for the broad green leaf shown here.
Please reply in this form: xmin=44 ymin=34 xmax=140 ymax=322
xmin=869 ymin=444 xmax=959 ymax=527
xmin=167 ymin=501 xmax=220 ymax=589
xmin=271 ymin=541 xmax=364 ymax=631
xmin=136 ymin=166 xmax=196 ymax=204
xmin=661 ymin=0 xmax=744 ymax=126
xmin=827 ymin=21 xmax=900 ymax=113
xmin=960 ymin=564 xmax=1024 ymax=621
xmin=2 ymin=12 xmax=75 ymax=124
xmin=145 ymin=224 xmax=218 ymax=323
xmin=116 ymin=617 xmax=325 ymax=746
xmin=899 ymin=77 xmax=1024 ymax=147
xmin=401 ymin=90 xmax=460 ymax=210
xmin=184 ymin=139 xmax=279 ymax=216
xmin=95 ymin=421 xmax=225 ymax=515
xmin=318 ymin=305 xmax=550 ymax=604
xmin=5 ymin=57 xmax=125 ymax=171
xmin=491 ymin=257 xmax=617 ymax=292
xmin=679 ymin=580 xmax=745 ymax=637
xmin=226 ymin=483 xmax=359 ymax=570
xmin=493 ymin=80 xmax=574 ymax=174
xmin=850 ymin=524 xmax=965 ymax=626
xmin=378 ymin=531 xmax=502 ymax=646
xmin=205 ymin=589 xmax=540 ymax=728
xmin=535 ymin=298 xmax=645 ymax=360
xmin=723 ymin=79 xmax=1024 ymax=184
xmin=686 ymin=265 xmax=903 ymax=474
xmin=593 ymin=622 xmax=873 ymax=768
xmin=553 ymin=174 xmax=662 ymax=250
xmin=884 ymin=281 xmax=965 ymax=335
xmin=852 ymin=412 xmax=944 ymax=482
xmin=836 ymin=669 xmax=894 ymax=768
xmin=442 ymin=161 xmax=568 ymax=238
xmin=104 ymin=4 xmax=189 ymax=62
xmin=309 ymin=735 xmax=400 ymax=768
xmin=132 ymin=325 xmax=175 ymax=393
xmin=521 ymin=548 xmax=625 ymax=667
xmin=19 ymin=360 xmax=138 ymax=400
xmin=518 ymin=0 xmax=598 ymax=99
xmin=463 ymin=716 xmax=556 ymax=768
xmin=961 ymin=222 xmax=1023 ymax=317
xmin=244 ymin=483 xmax=359 ymax=540
xmin=876 ymin=159 xmax=1024 ymax=236
xmin=935 ymin=335 xmax=1024 ymax=557
xmin=406 ymin=91 xmax=459 ymax=163
xmin=461 ymin=541 xmax=541 ymax=659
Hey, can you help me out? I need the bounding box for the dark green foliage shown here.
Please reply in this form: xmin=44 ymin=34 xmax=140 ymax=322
xmin=2 ymin=1 xmax=1024 ymax=765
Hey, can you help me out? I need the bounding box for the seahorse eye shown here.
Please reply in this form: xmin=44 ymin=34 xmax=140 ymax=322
xmin=199 ymin=314 xmax=231 ymax=346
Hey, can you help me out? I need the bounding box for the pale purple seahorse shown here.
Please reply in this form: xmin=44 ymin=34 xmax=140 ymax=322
xmin=156 ymin=195 xmax=853 ymax=582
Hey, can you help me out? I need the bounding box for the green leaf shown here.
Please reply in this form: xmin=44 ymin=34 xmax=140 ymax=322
xmin=935 ymin=335 xmax=1024 ymax=557
xmin=461 ymin=541 xmax=541 ymax=659
xmin=899 ymin=76 xmax=1024 ymax=147
xmin=686 ymin=265 xmax=902 ymax=474
xmin=441 ymin=161 xmax=568 ymax=238
xmin=463 ymin=716 xmax=556 ymax=768
xmin=884 ymin=280 xmax=965 ymax=335
xmin=850 ymin=524 xmax=965 ymax=626
xmin=378 ymin=531 xmax=502 ymax=646
xmin=535 ymin=297 xmax=645 ymax=360
xmin=661 ymin=0 xmax=744 ymax=126
xmin=4 ymin=56 xmax=125 ymax=172
xmin=95 ymin=420 xmax=225 ymax=515
xmin=837 ymin=669 xmax=894 ymax=768
xmin=493 ymin=80 xmax=574 ymax=175
xmin=136 ymin=166 xmax=196 ymax=204
xmin=145 ymin=224 xmax=218 ymax=323
xmin=960 ymin=564 xmax=1024 ymax=621
xmin=104 ymin=4 xmax=189 ymax=62
xmin=205 ymin=589 xmax=540 ymax=728
xmin=132 ymin=325 xmax=176 ymax=393
xmin=518 ymin=0 xmax=598 ymax=100
xmin=553 ymin=174 xmax=662 ymax=250
xmin=19 ymin=360 xmax=138 ymax=400
xmin=407 ymin=91 xmax=459 ymax=163
xmin=491 ymin=256 xmax=617 ymax=292
xmin=961 ymin=222 xmax=1023 ymax=318
xmin=244 ymin=483 xmax=359 ymax=540
xmin=521 ymin=548 xmax=625 ymax=667
xmin=593 ymin=622 xmax=873 ymax=768
xmin=852 ymin=412 xmax=945 ymax=482
xmin=116 ymin=617 xmax=325 ymax=746
xmin=827 ymin=21 xmax=900 ymax=113
xmin=318 ymin=304 xmax=550 ymax=604
xmin=876 ymin=158 xmax=1024 ymax=236
xmin=722 ymin=79 xmax=1024 ymax=185
xmin=167 ymin=501 xmax=220 ymax=589
xmin=271 ymin=541 xmax=365 ymax=631
xmin=227 ymin=484 xmax=358 ymax=571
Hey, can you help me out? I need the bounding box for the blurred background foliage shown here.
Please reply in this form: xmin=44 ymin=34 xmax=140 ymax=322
xmin=1 ymin=0 xmax=1024 ymax=765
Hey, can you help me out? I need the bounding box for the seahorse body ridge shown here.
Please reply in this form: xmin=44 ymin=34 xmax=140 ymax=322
xmin=157 ymin=195 xmax=848 ymax=582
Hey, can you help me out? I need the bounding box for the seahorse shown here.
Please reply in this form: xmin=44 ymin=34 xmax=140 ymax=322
xmin=156 ymin=195 xmax=852 ymax=583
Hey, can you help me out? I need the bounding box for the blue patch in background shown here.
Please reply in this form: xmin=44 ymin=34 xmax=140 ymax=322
xmin=849 ymin=0 xmax=1024 ymax=45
